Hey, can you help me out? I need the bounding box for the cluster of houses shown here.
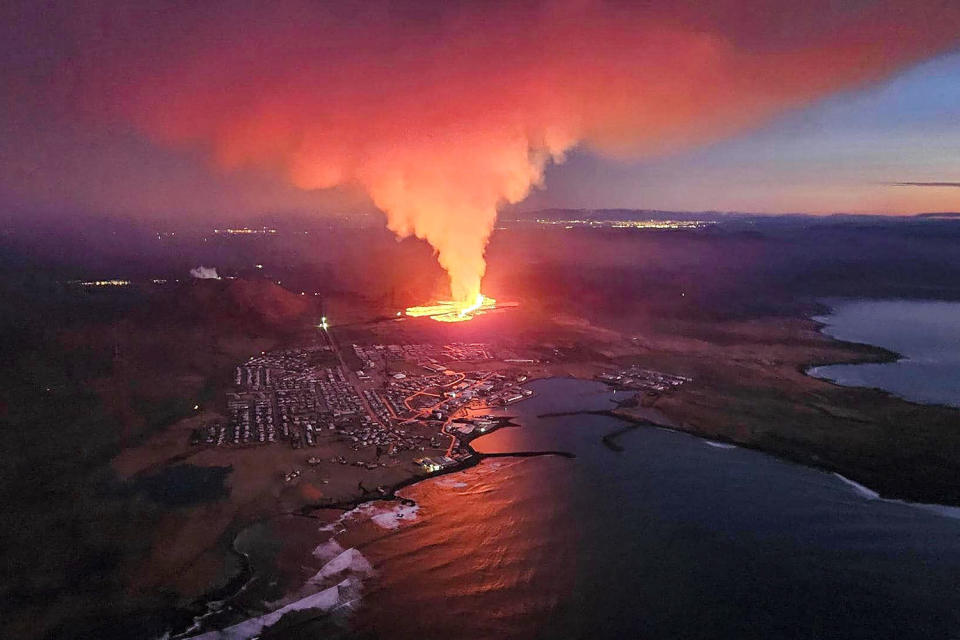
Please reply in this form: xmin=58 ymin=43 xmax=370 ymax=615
xmin=191 ymin=340 xmax=538 ymax=482
xmin=595 ymin=366 xmax=691 ymax=392
xmin=197 ymin=346 xmax=372 ymax=448
xmin=338 ymin=422 xmax=432 ymax=455
xmin=352 ymin=342 xmax=496 ymax=372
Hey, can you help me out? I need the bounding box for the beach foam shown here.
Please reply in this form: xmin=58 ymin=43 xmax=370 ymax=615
xmin=434 ymin=476 xmax=469 ymax=488
xmin=369 ymin=502 xmax=420 ymax=529
xmin=834 ymin=472 xmax=960 ymax=520
xmin=834 ymin=473 xmax=880 ymax=500
xmin=312 ymin=538 xmax=345 ymax=561
xmin=187 ymin=578 xmax=354 ymax=640
xmin=325 ymin=499 xmax=421 ymax=532
xmin=703 ymin=440 xmax=738 ymax=449
xmin=905 ymin=502 xmax=960 ymax=520
xmin=309 ymin=548 xmax=375 ymax=584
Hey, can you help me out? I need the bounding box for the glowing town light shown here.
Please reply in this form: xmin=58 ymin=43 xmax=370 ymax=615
xmin=75 ymin=279 xmax=131 ymax=286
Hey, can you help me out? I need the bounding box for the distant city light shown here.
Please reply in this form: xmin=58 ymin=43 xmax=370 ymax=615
xmin=534 ymin=218 xmax=715 ymax=230
xmin=75 ymin=279 xmax=131 ymax=287
xmin=213 ymin=227 xmax=277 ymax=235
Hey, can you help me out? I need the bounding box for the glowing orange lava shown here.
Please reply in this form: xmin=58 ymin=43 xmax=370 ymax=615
xmin=406 ymin=294 xmax=497 ymax=323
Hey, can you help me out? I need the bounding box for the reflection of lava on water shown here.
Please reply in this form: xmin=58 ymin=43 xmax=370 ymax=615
xmin=406 ymin=294 xmax=508 ymax=323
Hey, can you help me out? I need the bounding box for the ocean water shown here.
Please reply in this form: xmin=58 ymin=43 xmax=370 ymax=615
xmin=328 ymin=378 xmax=960 ymax=640
xmin=808 ymin=299 xmax=960 ymax=407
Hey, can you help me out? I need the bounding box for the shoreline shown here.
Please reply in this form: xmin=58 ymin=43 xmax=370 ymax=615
xmin=574 ymin=404 xmax=960 ymax=514
xmin=538 ymin=401 xmax=960 ymax=516
xmin=521 ymin=365 xmax=960 ymax=509
xmin=174 ymin=365 xmax=960 ymax=638
xmin=802 ymin=300 xmax=960 ymax=411
xmin=172 ymin=413 xmax=578 ymax=638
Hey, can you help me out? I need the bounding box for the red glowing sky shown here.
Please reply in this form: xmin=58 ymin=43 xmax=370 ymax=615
xmin=4 ymin=1 xmax=957 ymax=301
xmin=2 ymin=2 xmax=959 ymax=226
xmin=3 ymin=0 xmax=958 ymax=221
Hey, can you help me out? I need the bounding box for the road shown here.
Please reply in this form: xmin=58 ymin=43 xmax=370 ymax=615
xmin=319 ymin=325 xmax=383 ymax=426
xmin=399 ymin=371 xmax=496 ymax=458
xmin=322 ymin=328 xmax=497 ymax=459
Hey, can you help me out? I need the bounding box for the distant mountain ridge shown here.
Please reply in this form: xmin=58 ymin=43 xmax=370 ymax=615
xmin=508 ymin=208 xmax=960 ymax=223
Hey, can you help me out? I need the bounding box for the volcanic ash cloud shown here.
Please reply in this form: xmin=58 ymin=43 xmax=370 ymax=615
xmin=75 ymin=1 xmax=960 ymax=306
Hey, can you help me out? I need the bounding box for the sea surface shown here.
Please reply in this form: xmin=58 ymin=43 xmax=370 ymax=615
xmin=808 ymin=299 xmax=960 ymax=407
xmin=282 ymin=377 xmax=960 ymax=640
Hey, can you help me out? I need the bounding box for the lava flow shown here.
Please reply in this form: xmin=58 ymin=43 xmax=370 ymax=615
xmin=406 ymin=294 xmax=498 ymax=323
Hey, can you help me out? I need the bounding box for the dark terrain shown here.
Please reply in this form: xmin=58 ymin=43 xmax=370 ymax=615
xmin=1 ymin=210 xmax=960 ymax=639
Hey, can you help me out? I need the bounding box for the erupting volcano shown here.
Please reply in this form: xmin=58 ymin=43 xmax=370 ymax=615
xmin=66 ymin=1 xmax=960 ymax=310
xmin=405 ymin=294 xmax=499 ymax=323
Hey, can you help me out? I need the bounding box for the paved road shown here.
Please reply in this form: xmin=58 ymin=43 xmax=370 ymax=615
xmin=320 ymin=326 xmax=382 ymax=425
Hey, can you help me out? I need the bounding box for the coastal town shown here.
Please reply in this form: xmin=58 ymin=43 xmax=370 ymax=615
xmin=191 ymin=337 xmax=536 ymax=483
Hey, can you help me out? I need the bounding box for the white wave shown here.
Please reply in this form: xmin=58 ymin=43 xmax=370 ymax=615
xmin=309 ymin=548 xmax=375 ymax=584
xmin=833 ymin=473 xmax=880 ymax=500
xmin=904 ymin=502 xmax=960 ymax=520
xmin=434 ymin=476 xmax=469 ymax=488
xmin=703 ymin=440 xmax=737 ymax=449
xmin=834 ymin=473 xmax=960 ymax=520
xmin=370 ymin=502 xmax=419 ymax=529
xmin=187 ymin=578 xmax=354 ymax=640
xmin=317 ymin=505 xmax=364 ymax=532
xmin=312 ymin=539 xmax=344 ymax=561
xmin=325 ymin=500 xmax=421 ymax=531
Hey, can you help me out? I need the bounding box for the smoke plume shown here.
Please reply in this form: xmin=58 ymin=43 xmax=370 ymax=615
xmin=70 ymin=1 xmax=960 ymax=304
xmin=190 ymin=266 xmax=221 ymax=280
